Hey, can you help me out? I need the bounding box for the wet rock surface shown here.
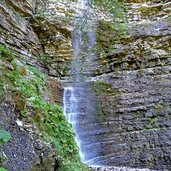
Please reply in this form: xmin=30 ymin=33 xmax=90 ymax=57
xmin=81 ymin=21 xmax=171 ymax=169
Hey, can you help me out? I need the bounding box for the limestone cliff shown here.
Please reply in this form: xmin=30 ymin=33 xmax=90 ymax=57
xmin=82 ymin=0 xmax=171 ymax=170
xmin=0 ymin=0 xmax=171 ymax=171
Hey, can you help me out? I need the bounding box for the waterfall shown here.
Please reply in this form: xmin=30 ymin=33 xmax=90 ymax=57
xmin=63 ymin=0 xmax=97 ymax=165
xmin=63 ymin=86 xmax=85 ymax=160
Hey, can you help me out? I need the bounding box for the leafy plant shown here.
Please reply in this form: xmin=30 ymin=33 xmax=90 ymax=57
xmin=0 ymin=130 xmax=11 ymax=148
xmin=0 ymin=168 xmax=7 ymax=171
xmin=167 ymin=16 xmax=171 ymax=20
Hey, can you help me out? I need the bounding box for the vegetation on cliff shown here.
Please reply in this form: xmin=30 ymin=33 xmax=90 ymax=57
xmin=0 ymin=130 xmax=11 ymax=171
xmin=0 ymin=44 xmax=87 ymax=170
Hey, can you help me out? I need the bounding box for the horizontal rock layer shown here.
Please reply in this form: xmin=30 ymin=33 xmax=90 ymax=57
xmin=0 ymin=0 xmax=42 ymax=63
xmin=0 ymin=0 xmax=171 ymax=170
xmin=67 ymin=1 xmax=171 ymax=170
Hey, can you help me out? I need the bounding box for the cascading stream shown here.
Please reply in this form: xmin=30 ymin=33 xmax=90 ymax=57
xmin=63 ymin=0 xmax=97 ymax=165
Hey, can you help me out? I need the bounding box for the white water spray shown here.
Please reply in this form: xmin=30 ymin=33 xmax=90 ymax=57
xmin=63 ymin=0 xmax=96 ymax=164
xmin=63 ymin=86 xmax=85 ymax=161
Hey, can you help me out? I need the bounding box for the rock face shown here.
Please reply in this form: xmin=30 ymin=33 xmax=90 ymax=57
xmin=0 ymin=103 xmax=57 ymax=171
xmin=0 ymin=0 xmax=42 ymax=64
xmin=0 ymin=1 xmax=61 ymax=170
xmin=0 ymin=0 xmax=171 ymax=170
xmin=79 ymin=0 xmax=171 ymax=170
xmin=71 ymin=0 xmax=171 ymax=170
xmin=0 ymin=0 xmax=72 ymax=78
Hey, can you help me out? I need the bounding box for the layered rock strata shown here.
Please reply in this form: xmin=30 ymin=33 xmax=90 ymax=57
xmin=0 ymin=0 xmax=171 ymax=170
xmin=69 ymin=0 xmax=171 ymax=170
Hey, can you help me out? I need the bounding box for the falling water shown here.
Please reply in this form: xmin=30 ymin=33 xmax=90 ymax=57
xmin=63 ymin=0 xmax=97 ymax=165
xmin=63 ymin=1 xmax=159 ymax=170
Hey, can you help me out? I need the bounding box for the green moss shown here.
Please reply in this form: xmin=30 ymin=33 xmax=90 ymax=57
xmin=0 ymin=85 xmax=4 ymax=103
xmin=91 ymin=80 xmax=119 ymax=95
xmin=155 ymin=104 xmax=164 ymax=112
xmin=149 ymin=116 xmax=158 ymax=126
xmin=39 ymin=54 xmax=52 ymax=65
xmin=136 ymin=6 xmax=162 ymax=16
xmin=95 ymin=20 xmax=127 ymax=58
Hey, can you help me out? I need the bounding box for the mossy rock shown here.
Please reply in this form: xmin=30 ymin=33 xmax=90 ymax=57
xmin=90 ymin=81 xmax=119 ymax=95
xmin=0 ymin=44 xmax=14 ymax=61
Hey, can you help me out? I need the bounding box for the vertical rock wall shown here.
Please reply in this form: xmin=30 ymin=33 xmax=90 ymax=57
xmin=79 ymin=0 xmax=171 ymax=170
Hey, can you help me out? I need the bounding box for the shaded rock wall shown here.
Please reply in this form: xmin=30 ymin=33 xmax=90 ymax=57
xmin=0 ymin=0 xmax=72 ymax=78
xmin=78 ymin=0 xmax=171 ymax=170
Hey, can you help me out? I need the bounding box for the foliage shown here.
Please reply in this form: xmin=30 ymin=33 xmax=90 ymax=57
xmin=167 ymin=16 xmax=171 ymax=20
xmin=0 ymin=130 xmax=11 ymax=148
xmin=0 ymin=45 xmax=15 ymax=102
xmin=93 ymin=0 xmax=126 ymax=18
xmin=0 ymin=168 xmax=7 ymax=171
xmin=0 ymin=130 xmax=11 ymax=169
xmin=31 ymin=99 xmax=87 ymax=170
xmin=0 ymin=44 xmax=14 ymax=61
